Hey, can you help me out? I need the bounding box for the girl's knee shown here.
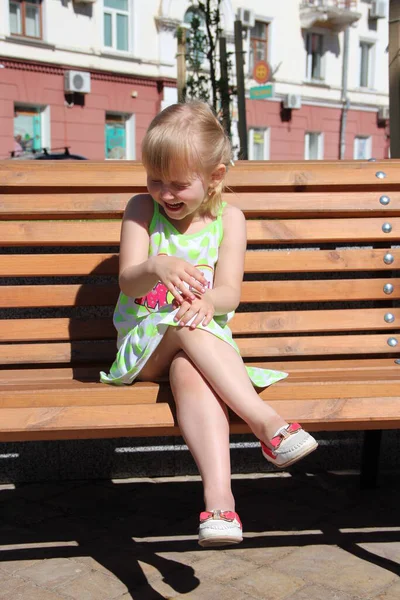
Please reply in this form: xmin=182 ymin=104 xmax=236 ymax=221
xmin=169 ymin=351 xmax=200 ymax=388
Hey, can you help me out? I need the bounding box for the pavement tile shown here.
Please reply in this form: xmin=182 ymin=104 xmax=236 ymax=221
xmin=55 ymin=569 xmax=129 ymax=600
xmin=16 ymin=557 xmax=87 ymax=589
xmin=272 ymin=545 xmax=398 ymax=596
xmin=6 ymin=583 xmax=71 ymax=600
xmin=229 ymin=566 xmax=305 ymax=600
xmin=284 ymin=584 xmax=362 ymax=600
xmin=229 ymin=543 xmax=297 ymax=565
xmin=358 ymin=542 xmax=400 ymax=564
xmin=0 ymin=573 xmax=26 ymax=598
xmin=191 ymin=551 xmax=257 ymax=584
xmin=373 ymin=581 xmax=400 ymax=600
xmin=0 ymin=559 xmax=42 ymax=575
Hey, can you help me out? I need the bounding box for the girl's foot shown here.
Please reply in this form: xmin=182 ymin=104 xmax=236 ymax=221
xmin=261 ymin=423 xmax=318 ymax=469
xmin=198 ymin=509 xmax=243 ymax=547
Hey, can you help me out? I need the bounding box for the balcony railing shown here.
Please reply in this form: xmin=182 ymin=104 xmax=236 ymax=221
xmin=300 ymin=0 xmax=361 ymax=30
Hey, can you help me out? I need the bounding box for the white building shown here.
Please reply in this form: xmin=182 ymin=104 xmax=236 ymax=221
xmin=0 ymin=0 xmax=389 ymax=160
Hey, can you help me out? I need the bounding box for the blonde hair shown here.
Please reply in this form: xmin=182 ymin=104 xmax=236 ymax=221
xmin=142 ymin=101 xmax=232 ymax=216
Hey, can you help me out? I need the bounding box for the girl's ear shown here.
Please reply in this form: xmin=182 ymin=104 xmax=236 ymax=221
xmin=210 ymin=164 xmax=226 ymax=188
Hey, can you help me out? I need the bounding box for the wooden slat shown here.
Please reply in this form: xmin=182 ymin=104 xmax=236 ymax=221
xmin=1 ymin=358 xmax=399 ymax=384
xmin=2 ymin=279 xmax=399 ymax=309
xmin=3 ymin=248 xmax=400 ymax=277
xmin=2 ymin=191 xmax=400 ymax=219
xmin=0 ymin=403 xmax=176 ymax=442
xmin=1 ymin=395 xmax=400 ymax=441
xmin=0 ymin=334 xmax=398 ymax=365
xmin=1 ymin=379 xmax=400 ymax=409
xmin=2 ymin=218 xmax=400 ymax=246
xmin=2 ymin=309 xmax=400 ymax=342
xmin=2 ymin=160 xmax=400 ymax=188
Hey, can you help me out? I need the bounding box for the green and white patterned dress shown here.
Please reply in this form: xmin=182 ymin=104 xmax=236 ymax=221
xmin=100 ymin=201 xmax=287 ymax=387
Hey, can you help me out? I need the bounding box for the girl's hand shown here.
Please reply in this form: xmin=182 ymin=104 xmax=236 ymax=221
xmin=151 ymin=256 xmax=207 ymax=303
xmin=173 ymin=293 xmax=215 ymax=329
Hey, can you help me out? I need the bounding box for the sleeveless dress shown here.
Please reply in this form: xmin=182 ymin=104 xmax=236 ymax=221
xmin=100 ymin=201 xmax=288 ymax=387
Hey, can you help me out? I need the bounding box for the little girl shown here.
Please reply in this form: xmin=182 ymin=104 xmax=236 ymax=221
xmin=101 ymin=101 xmax=317 ymax=547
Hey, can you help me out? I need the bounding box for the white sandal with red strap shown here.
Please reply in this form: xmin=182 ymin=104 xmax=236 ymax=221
xmin=261 ymin=423 xmax=318 ymax=469
xmin=198 ymin=509 xmax=243 ymax=547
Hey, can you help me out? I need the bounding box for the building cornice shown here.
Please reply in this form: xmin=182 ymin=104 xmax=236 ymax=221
xmin=0 ymin=56 xmax=177 ymax=88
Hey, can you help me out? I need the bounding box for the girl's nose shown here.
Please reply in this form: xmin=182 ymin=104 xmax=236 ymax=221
xmin=160 ymin=184 xmax=174 ymax=200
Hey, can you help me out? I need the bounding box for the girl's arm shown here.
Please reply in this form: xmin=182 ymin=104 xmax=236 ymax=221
xmin=118 ymin=194 xmax=158 ymax=298
xmin=119 ymin=195 xmax=208 ymax=300
xmin=205 ymin=204 xmax=247 ymax=315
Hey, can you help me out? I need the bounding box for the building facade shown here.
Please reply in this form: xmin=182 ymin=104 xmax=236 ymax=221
xmin=0 ymin=0 xmax=390 ymax=160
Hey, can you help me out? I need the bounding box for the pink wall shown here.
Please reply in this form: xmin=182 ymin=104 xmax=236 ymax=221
xmin=247 ymin=98 xmax=389 ymax=160
xmin=0 ymin=58 xmax=168 ymax=160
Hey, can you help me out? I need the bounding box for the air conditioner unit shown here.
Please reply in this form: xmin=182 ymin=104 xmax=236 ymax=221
xmin=237 ymin=7 xmax=255 ymax=28
xmin=64 ymin=71 xmax=91 ymax=94
xmin=369 ymin=1 xmax=386 ymax=19
xmin=283 ymin=94 xmax=302 ymax=110
xmin=378 ymin=106 xmax=390 ymax=121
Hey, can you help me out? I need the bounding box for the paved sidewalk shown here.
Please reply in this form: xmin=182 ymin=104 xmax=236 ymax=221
xmin=0 ymin=470 xmax=399 ymax=600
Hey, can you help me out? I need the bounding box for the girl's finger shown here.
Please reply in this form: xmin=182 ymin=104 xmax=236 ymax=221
xmin=186 ymin=267 xmax=207 ymax=286
xmin=174 ymin=301 xmax=191 ymax=322
xmin=190 ymin=310 xmax=205 ymax=329
xmin=179 ymin=308 xmax=196 ymax=326
xmin=167 ymin=282 xmax=183 ymax=304
xmin=202 ymin=310 xmax=214 ymax=327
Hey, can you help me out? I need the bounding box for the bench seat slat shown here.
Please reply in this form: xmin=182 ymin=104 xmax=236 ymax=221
xmin=2 ymin=309 xmax=400 ymax=342
xmin=2 ymin=279 xmax=399 ymax=308
xmin=2 ymin=218 xmax=400 ymax=246
xmin=1 ymin=358 xmax=398 ymax=384
xmin=2 ymin=160 xmax=400 ymax=188
xmin=1 ymin=378 xmax=400 ymax=409
xmin=1 ymin=334 xmax=398 ymax=365
xmin=2 ymin=248 xmax=399 ymax=277
xmin=2 ymin=191 xmax=400 ymax=219
xmin=0 ymin=403 xmax=176 ymax=442
xmin=1 ymin=396 xmax=399 ymax=442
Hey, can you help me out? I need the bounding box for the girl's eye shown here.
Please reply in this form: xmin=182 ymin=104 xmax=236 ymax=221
xmin=151 ymin=179 xmax=161 ymax=184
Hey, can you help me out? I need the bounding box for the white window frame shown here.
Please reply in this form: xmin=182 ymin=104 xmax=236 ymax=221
xmin=353 ymin=135 xmax=372 ymax=160
xmin=304 ymin=132 xmax=324 ymax=160
xmin=105 ymin=112 xmax=135 ymax=160
xmin=248 ymin=127 xmax=270 ymax=160
xmin=305 ymin=31 xmax=325 ymax=82
xmin=359 ymin=39 xmax=375 ymax=89
xmin=14 ymin=103 xmax=50 ymax=154
xmin=103 ymin=0 xmax=132 ymax=54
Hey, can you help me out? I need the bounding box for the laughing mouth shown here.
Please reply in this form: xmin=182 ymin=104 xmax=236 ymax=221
xmin=165 ymin=202 xmax=184 ymax=209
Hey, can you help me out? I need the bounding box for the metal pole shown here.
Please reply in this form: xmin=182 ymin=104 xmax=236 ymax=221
xmin=177 ymin=28 xmax=186 ymax=103
xmin=339 ymin=26 xmax=350 ymax=159
xmin=389 ymin=0 xmax=400 ymax=157
xmin=219 ymin=35 xmax=231 ymax=138
xmin=234 ymin=19 xmax=248 ymax=159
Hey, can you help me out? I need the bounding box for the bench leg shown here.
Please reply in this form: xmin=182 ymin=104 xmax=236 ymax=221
xmin=360 ymin=430 xmax=382 ymax=489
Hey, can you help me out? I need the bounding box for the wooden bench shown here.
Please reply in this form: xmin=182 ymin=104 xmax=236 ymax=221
xmin=1 ymin=160 xmax=400 ymax=487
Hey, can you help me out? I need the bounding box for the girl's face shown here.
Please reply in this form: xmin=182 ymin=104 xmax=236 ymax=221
xmin=147 ymin=172 xmax=209 ymax=221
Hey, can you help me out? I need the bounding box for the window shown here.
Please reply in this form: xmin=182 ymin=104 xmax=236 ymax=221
xmin=14 ymin=105 xmax=42 ymax=155
xmin=306 ymin=33 xmax=324 ymax=81
xmin=354 ymin=136 xmax=372 ymax=160
xmin=359 ymin=41 xmax=374 ymax=88
xmin=305 ymin=132 xmax=323 ymax=160
xmin=249 ymin=21 xmax=269 ymax=74
xmin=248 ymin=128 xmax=270 ymax=160
xmin=105 ymin=113 xmax=135 ymax=159
xmin=103 ymin=0 xmax=130 ymax=52
xmin=9 ymin=0 xmax=42 ymax=39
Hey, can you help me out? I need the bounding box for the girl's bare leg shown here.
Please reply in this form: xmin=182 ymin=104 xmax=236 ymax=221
xmin=169 ymin=351 xmax=234 ymax=511
xmin=138 ymin=325 xmax=287 ymax=444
